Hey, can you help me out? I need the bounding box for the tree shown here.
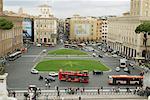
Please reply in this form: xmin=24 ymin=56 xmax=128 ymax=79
xmin=135 ymin=21 xmax=150 ymax=60
xmin=0 ymin=18 xmax=14 ymax=30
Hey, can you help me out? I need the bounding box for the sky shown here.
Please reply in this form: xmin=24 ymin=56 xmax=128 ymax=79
xmin=3 ymin=0 xmax=130 ymax=18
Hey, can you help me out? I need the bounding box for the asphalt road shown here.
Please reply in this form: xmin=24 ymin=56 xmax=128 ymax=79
xmin=6 ymin=45 xmax=142 ymax=90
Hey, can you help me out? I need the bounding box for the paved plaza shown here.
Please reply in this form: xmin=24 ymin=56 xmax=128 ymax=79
xmin=6 ymin=45 xmax=142 ymax=90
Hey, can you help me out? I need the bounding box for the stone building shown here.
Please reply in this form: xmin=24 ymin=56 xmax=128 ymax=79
xmin=108 ymin=0 xmax=150 ymax=59
xmin=34 ymin=4 xmax=57 ymax=45
xmin=68 ymin=15 xmax=102 ymax=43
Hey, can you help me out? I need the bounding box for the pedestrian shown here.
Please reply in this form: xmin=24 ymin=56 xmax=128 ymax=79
xmin=48 ymin=83 xmax=51 ymax=88
xmin=57 ymin=90 xmax=60 ymax=97
xmin=82 ymin=88 xmax=85 ymax=92
xmin=12 ymin=91 xmax=16 ymax=97
xmin=98 ymin=88 xmax=100 ymax=94
xmin=101 ymin=86 xmax=103 ymax=91
xmin=79 ymin=96 xmax=81 ymax=100
xmin=45 ymin=83 xmax=48 ymax=87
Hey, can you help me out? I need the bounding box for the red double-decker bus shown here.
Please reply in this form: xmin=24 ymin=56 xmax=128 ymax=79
xmin=58 ymin=69 xmax=89 ymax=83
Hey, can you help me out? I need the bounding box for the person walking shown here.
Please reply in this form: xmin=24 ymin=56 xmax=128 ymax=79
xmin=98 ymin=88 xmax=100 ymax=94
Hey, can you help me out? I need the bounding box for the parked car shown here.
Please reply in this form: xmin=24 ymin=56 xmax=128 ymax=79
xmin=129 ymin=62 xmax=135 ymax=66
xmin=93 ymin=70 xmax=103 ymax=75
xmin=92 ymin=53 xmax=97 ymax=57
xmin=47 ymin=76 xmax=55 ymax=81
xmin=115 ymin=67 xmax=120 ymax=72
xmin=124 ymin=67 xmax=129 ymax=72
xmin=112 ymin=54 xmax=118 ymax=58
xmin=98 ymin=55 xmax=103 ymax=58
xmin=42 ymin=49 xmax=47 ymax=53
xmin=49 ymin=72 xmax=58 ymax=77
xmin=36 ymin=44 xmax=41 ymax=47
xmin=31 ymin=69 xmax=39 ymax=74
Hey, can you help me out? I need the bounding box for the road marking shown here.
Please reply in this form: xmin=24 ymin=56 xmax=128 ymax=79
xmin=33 ymin=50 xmax=43 ymax=62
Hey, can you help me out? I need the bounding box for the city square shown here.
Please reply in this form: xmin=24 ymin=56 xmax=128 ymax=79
xmin=0 ymin=0 xmax=150 ymax=100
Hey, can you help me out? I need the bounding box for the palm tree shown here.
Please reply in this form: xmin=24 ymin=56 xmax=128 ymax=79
xmin=135 ymin=21 xmax=150 ymax=61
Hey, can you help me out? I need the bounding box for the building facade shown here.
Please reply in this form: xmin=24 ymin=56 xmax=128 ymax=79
xmin=64 ymin=18 xmax=71 ymax=42
xmin=68 ymin=15 xmax=102 ymax=43
xmin=108 ymin=0 xmax=150 ymax=59
xmin=34 ymin=4 xmax=57 ymax=45
xmin=0 ymin=15 xmax=23 ymax=57
xmin=0 ymin=0 xmax=2 ymax=15
xmin=57 ymin=19 xmax=65 ymax=44
xmin=101 ymin=18 xmax=108 ymax=43
xmin=130 ymin=0 xmax=150 ymax=16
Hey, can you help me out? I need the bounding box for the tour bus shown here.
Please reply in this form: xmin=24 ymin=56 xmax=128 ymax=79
xmin=108 ymin=75 xmax=143 ymax=85
xmin=58 ymin=69 xmax=89 ymax=83
xmin=120 ymin=58 xmax=127 ymax=68
xmin=8 ymin=51 xmax=22 ymax=61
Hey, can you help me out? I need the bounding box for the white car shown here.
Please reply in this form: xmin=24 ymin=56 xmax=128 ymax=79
xmin=115 ymin=67 xmax=120 ymax=72
xmin=124 ymin=67 xmax=129 ymax=72
xmin=112 ymin=54 xmax=118 ymax=58
xmin=49 ymin=72 xmax=58 ymax=77
xmin=129 ymin=62 xmax=135 ymax=66
xmin=31 ymin=69 xmax=39 ymax=74
xmin=42 ymin=49 xmax=47 ymax=53
xmin=36 ymin=44 xmax=41 ymax=47
xmin=92 ymin=53 xmax=97 ymax=57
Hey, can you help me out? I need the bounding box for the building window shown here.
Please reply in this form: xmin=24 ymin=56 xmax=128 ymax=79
xmin=48 ymin=39 xmax=50 ymax=42
xmin=40 ymin=38 xmax=42 ymax=42
xmin=36 ymin=39 xmax=38 ymax=42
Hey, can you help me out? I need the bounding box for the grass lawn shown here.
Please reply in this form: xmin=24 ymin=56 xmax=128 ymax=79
xmin=35 ymin=60 xmax=109 ymax=72
xmin=48 ymin=49 xmax=87 ymax=55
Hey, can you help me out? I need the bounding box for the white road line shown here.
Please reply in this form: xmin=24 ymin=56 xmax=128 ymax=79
xmin=33 ymin=51 xmax=43 ymax=62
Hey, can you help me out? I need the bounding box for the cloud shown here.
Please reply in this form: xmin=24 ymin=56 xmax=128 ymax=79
xmin=3 ymin=0 xmax=130 ymax=18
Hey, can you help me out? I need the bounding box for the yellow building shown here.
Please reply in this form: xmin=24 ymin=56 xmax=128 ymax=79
xmin=108 ymin=0 xmax=150 ymax=58
xmin=69 ymin=15 xmax=102 ymax=42
xmin=0 ymin=15 xmax=23 ymax=57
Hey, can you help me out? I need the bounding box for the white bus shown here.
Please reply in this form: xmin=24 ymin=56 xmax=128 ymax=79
xmin=8 ymin=51 xmax=22 ymax=61
xmin=120 ymin=58 xmax=127 ymax=68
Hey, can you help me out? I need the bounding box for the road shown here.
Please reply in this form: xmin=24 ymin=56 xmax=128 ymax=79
xmin=6 ymin=44 xmax=142 ymax=90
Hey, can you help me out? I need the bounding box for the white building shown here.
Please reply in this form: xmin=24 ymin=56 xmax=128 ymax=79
xmin=34 ymin=4 xmax=57 ymax=45
xmin=108 ymin=0 xmax=150 ymax=59
xmin=101 ymin=18 xmax=108 ymax=43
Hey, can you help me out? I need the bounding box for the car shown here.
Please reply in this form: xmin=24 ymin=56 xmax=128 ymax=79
xmin=49 ymin=72 xmax=58 ymax=77
xmin=98 ymin=55 xmax=103 ymax=58
xmin=92 ymin=53 xmax=97 ymax=57
xmin=115 ymin=67 xmax=120 ymax=72
xmin=93 ymin=70 xmax=103 ymax=75
xmin=124 ymin=67 xmax=129 ymax=72
xmin=129 ymin=62 xmax=135 ymax=66
xmin=36 ymin=44 xmax=41 ymax=47
xmin=31 ymin=69 xmax=39 ymax=74
xmin=112 ymin=54 xmax=118 ymax=58
xmin=46 ymin=76 xmax=55 ymax=81
xmin=42 ymin=49 xmax=47 ymax=53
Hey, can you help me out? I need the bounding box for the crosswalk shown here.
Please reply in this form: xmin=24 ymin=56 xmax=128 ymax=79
xmin=10 ymin=89 xmax=148 ymax=100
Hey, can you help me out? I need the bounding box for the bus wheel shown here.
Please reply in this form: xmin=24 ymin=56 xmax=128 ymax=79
xmin=117 ymin=82 xmax=120 ymax=85
xmin=135 ymin=82 xmax=138 ymax=85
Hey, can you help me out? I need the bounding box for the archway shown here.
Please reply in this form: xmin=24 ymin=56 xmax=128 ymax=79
xmin=142 ymin=50 xmax=146 ymax=57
